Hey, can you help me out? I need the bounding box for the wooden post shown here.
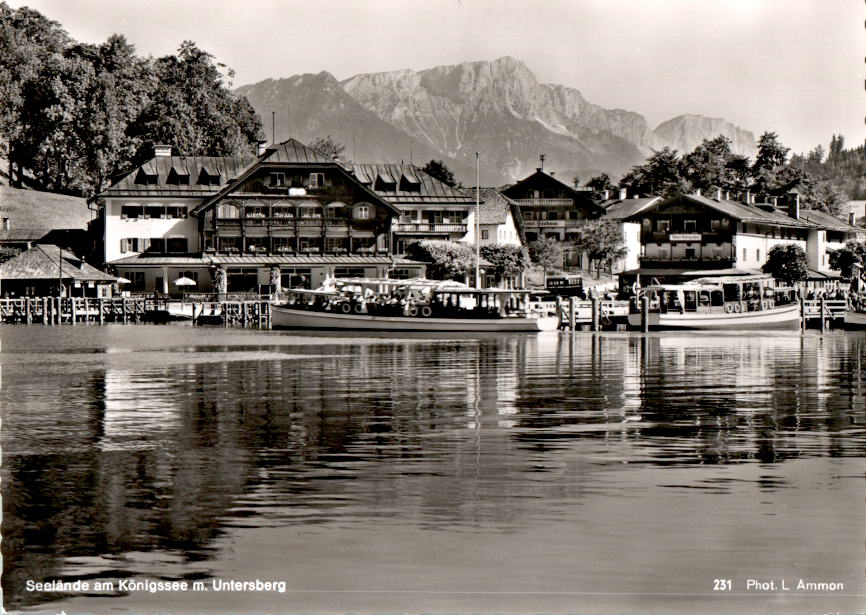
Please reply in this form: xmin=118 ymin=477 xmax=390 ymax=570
xmin=555 ymin=296 xmax=563 ymax=330
xmin=799 ymin=295 xmax=806 ymax=330
xmin=42 ymin=297 xmax=48 ymax=324
xmin=242 ymin=302 xmax=248 ymax=327
xmin=25 ymin=298 xmax=32 ymax=324
xmin=55 ymin=297 xmax=62 ymax=324
xmin=819 ymin=296 xmax=826 ymax=332
xmin=257 ymin=302 xmax=263 ymax=328
xmin=641 ymin=296 xmax=650 ymax=333
xmin=97 ymin=298 xmax=104 ymax=324
xmin=122 ymin=298 xmax=128 ymax=324
xmin=568 ymin=297 xmax=576 ymax=331
xmin=71 ymin=297 xmax=78 ymax=324
xmin=591 ymin=296 xmax=599 ymax=331
xmin=222 ymin=303 xmax=228 ymax=326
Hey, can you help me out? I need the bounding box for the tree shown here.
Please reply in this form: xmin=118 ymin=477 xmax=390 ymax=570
xmin=828 ymin=240 xmax=866 ymax=279
xmin=420 ymin=159 xmax=456 ymax=187
xmin=762 ymin=243 xmax=808 ymax=284
xmin=310 ymin=135 xmax=346 ymax=161
xmin=479 ymin=244 xmax=530 ymax=286
xmin=0 ymin=246 xmax=20 ymax=264
xmin=751 ymin=131 xmax=790 ymax=194
xmin=619 ymin=147 xmax=689 ymax=198
xmin=404 ymin=239 xmax=475 ymax=281
xmin=528 ymin=237 xmax=563 ymax=278
xmin=574 ymin=219 xmax=627 ymax=278
xmin=128 ymin=41 xmax=262 ymax=159
xmin=585 ymin=173 xmax=616 ymax=194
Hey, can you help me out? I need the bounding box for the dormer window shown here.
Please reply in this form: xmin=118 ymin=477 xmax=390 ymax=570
xmin=354 ymin=203 xmax=372 ymax=220
xmin=399 ymin=173 xmax=421 ymax=192
xmin=167 ymin=167 xmax=190 ymax=185
xmin=375 ymin=174 xmax=396 ymax=192
xmin=198 ymin=167 xmax=221 ymax=186
xmin=134 ymin=169 xmax=159 ymax=185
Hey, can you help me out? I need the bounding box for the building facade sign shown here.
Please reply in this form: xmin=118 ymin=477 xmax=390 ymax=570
xmin=669 ymin=233 xmax=702 ymax=242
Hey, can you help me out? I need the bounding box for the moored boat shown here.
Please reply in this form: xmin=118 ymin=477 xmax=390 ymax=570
xmin=627 ymin=275 xmax=801 ymax=330
xmin=844 ymin=309 xmax=866 ymax=328
xmin=271 ymin=278 xmax=558 ymax=332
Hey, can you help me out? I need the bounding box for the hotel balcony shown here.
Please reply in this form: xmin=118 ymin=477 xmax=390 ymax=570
xmin=515 ymin=198 xmax=574 ymax=208
xmin=392 ymin=223 xmax=467 ymax=233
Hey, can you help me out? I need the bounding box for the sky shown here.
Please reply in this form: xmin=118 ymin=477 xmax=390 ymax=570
xmin=9 ymin=0 xmax=864 ymax=156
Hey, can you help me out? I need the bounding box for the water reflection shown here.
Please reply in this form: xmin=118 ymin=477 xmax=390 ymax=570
xmin=1 ymin=328 xmax=864 ymax=610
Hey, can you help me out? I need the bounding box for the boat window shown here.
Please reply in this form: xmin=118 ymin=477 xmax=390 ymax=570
xmin=684 ymin=291 xmax=698 ymax=311
xmin=711 ymin=290 xmax=724 ymax=306
xmin=723 ymin=284 xmax=741 ymax=302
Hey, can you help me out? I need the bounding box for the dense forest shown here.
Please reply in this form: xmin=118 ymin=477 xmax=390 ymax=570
xmin=0 ymin=2 xmax=263 ymax=199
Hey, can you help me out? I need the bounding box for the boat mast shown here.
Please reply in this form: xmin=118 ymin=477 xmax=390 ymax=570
xmin=475 ymin=152 xmax=480 ymax=290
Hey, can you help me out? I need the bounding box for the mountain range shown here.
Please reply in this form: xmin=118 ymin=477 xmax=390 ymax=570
xmin=235 ymin=57 xmax=755 ymax=186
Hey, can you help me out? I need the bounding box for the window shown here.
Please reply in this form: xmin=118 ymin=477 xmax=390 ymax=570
xmin=146 ymin=206 xmax=165 ymax=219
xmin=2 ymin=217 xmax=9 ymax=230
xmin=481 ymin=229 xmax=489 ymax=240
xmin=300 ymin=206 xmax=321 ymax=218
xmin=245 ymin=206 xmax=265 ymax=218
xmin=121 ymin=205 xmax=143 ymax=219
xmin=273 ymin=206 xmax=293 ymax=218
xmin=217 ymin=204 xmax=240 ymax=218
xmin=273 ymin=237 xmax=291 ymax=252
xmin=742 ymin=248 xmax=747 ymax=261
xmin=684 ymin=219 xmax=697 ymax=232
xmin=123 ymin=271 xmax=145 ymax=291
xmin=354 ymin=204 xmax=371 ymax=220
xmin=219 ymin=236 xmax=238 ymax=251
xmin=280 ymin=268 xmax=311 ymax=289
xmin=167 ymin=169 xmax=189 ymax=185
xmin=270 ymin=172 xmax=285 ymax=187
xmin=309 ymin=173 xmax=325 ymax=189
xmin=147 ymin=238 xmax=165 ymax=253
xmin=168 ymin=206 xmax=187 ymax=219
xmin=135 ymin=170 xmax=158 ymax=185
xmin=685 ymin=248 xmax=696 ymax=259
xmin=178 ymin=271 xmax=198 ymax=283
xmin=167 ymin=237 xmax=188 ymax=253
xmin=657 ymin=219 xmax=670 ymax=233
xmin=389 ymin=268 xmax=416 ymax=280
xmin=756 ymin=249 xmax=761 ymax=261
xmin=325 ymin=237 xmax=347 ymax=252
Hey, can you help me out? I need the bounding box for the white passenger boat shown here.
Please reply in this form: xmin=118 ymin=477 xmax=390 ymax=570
xmin=844 ymin=309 xmax=866 ymax=328
xmin=271 ymin=278 xmax=558 ymax=332
xmin=627 ymin=275 xmax=801 ymax=330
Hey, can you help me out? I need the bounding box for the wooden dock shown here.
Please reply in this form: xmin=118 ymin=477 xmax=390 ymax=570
xmin=0 ymin=296 xmax=271 ymax=328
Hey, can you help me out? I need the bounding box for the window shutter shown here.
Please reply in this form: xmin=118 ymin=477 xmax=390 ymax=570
xmin=120 ymin=238 xmax=127 ymax=252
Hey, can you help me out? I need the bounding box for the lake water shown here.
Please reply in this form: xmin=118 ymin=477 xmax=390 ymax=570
xmin=1 ymin=325 xmax=864 ymax=614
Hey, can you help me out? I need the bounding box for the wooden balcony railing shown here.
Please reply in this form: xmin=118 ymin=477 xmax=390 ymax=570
xmin=392 ymin=223 xmax=467 ymax=233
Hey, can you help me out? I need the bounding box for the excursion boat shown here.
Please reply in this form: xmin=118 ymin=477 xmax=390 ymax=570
xmin=626 ymin=275 xmax=801 ymax=330
xmin=270 ymin=278 xmax=559 ymax=332
xmin=844 ymin=310 xmax=866 ymax=328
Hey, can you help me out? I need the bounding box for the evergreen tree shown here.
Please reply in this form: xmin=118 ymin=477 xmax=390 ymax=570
xmin=420 ymin=160 xmax=456 ymax=187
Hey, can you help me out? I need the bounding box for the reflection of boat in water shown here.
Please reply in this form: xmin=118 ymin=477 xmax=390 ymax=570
xmin=271 ymin=278 xmax=559 ymax=332
xmin=627 ymin=275 xmax=801 ymax=330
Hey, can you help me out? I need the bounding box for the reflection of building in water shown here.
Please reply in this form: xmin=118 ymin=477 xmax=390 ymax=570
xmin=629 ymin=334 xmax=863 ymax=463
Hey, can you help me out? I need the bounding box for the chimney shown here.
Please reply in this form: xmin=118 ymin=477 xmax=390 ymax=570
xmin=256 ymin=140 xmax=268 ymax=156
xmin=152 ymin=144 xmax=172 ymax=157
xmin=714 ymin=187 xmax=722 ymax=201
xmin=743 ymin=189 xmax=751 ymax=205
xmin=619 ymin=188 xmax=627 ymax=200
xmin=602 ymin=189 xmax=610 ymax=201
xmin=849 ymin=212 xmax=855 ymax=225
xmin=788 ymin=191 xmax=800 ymax=219
xmin=724 ymin=190 xmax=730 ymax=200
xmin=694 ymin=188 xmax=702 ymax=196
xmin=771 ymin=196 xmax=779 ymax=208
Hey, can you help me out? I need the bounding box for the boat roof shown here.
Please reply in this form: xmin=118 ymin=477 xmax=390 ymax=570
xmin=691 ymin=274 xmax=774 ymax=284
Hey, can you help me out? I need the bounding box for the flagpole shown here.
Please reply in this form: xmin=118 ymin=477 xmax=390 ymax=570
xmin=475 ymin=152 xmax=480 ymax=289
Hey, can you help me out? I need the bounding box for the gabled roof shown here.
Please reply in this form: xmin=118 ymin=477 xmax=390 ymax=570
xmin=0 ymin=244 xmax=116 ymax=282
xmin=799 ymin=209 xmax=863 ymax=233
xmin=102 ymin=155 xmax=256 ymax=198
xmin=624 ymin=194 xmax=815 ymax=228
xmin=462 ymin=187 xmax=527 ymax=244
xmin=603 ymin=197 xmax=661 ymax=220
xmin=260 ymin=138 xmax=337 ymax=164
xmin=191 ymin=140 xmax=401 ymax=217
xmin=353 ymin=164 xmax=475 ymax=204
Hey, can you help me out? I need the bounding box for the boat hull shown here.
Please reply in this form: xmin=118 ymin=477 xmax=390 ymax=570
xmin=271 ymin=306 xmax=559 ymax=332
xmin=627 ymin=303 xmax=801 ymax=330
xmin=844 ymin=309 xmax=866 ymax=328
